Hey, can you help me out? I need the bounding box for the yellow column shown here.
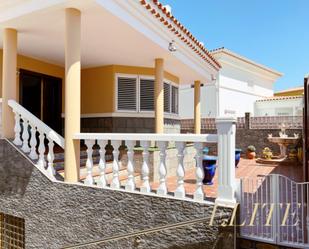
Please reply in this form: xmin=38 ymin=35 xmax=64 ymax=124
xmin=194 ymin=80 xmax=201 ymax=134
xmin=2 ymin=28 xmax=17 ymax=139
xmin=155 ymin=58 xmax=164 ymax=133
xmin=64 ymin=8 xmax=81 ymax=182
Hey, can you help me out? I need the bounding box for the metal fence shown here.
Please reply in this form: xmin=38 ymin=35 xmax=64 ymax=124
xmin=238 ymin=174 xmax=309 ymax=248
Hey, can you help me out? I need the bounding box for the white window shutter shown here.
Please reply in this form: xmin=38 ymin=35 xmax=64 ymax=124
xmin=140 ymin=79 xmax=154 ymax=111
xmin=117 ymin=77 xmax=137 ymax=111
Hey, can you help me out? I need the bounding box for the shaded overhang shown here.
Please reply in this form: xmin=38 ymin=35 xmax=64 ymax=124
xmin=0 ymin=0 xmax=219 ymax=84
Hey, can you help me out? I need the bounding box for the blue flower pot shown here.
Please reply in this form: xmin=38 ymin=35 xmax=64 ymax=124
xmin=202 ymin=155 xmax=217 ymax=185
xmin=235 ymin=149 xmax=242 ymax=167
xmin=203 ymin=147 xmax=209 ymax=155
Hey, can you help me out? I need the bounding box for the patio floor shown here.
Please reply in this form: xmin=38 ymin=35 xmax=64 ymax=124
xmin=150 ymin=158 xmax=304 ymax=200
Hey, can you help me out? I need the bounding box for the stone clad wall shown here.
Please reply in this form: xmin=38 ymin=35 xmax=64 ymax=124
xmin=80 ymin=117 xmax=181 ymax=133
xmin=0 ymin=139 xmax=234 ymax=249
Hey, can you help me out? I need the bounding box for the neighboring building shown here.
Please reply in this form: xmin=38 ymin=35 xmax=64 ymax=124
xmin=274 ymin=86 xmax=304 ymax=96
xmin=254 ymin=85 xmax=304 ymax=116
xmin=179 ymin=47 xmax=282 ymax=118
xmin=254 ymin=95 xmax=303 ymax=116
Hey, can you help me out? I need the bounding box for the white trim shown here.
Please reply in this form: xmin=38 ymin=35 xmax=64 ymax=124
xmin=211 ymin=48 xmax=282 ymax=77
xmin=115 ymin=73 xmax=179 ymax=115
xmin=74 ymin=132 xmax=218 ymax=143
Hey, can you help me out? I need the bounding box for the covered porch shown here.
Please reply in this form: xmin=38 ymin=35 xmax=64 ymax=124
xmin=0 ymin=0 xmax=237 ymax=206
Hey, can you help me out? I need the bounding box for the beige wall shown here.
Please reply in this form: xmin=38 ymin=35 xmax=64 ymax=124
xmin=0 ymin=49 xmax=65 ymax=110
xmin=0 ymin=51 xmax=180 ymax=115
xmin=81 ymin=65 xmax=179 ymax=114
xmin=81 ymin=65 xmax=115 ymax=114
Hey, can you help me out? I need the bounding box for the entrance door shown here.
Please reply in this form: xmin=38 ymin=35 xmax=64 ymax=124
xmin=19 ymin=70 xmax=62 ymax=135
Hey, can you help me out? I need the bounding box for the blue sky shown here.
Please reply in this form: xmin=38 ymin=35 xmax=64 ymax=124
xmin=161 ymin=0 xmax=309 ymax=91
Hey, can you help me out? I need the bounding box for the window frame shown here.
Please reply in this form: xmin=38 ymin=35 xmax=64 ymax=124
xmin=164 ymin=79 xmax=179 ymax=115
xmin=138 ymin=75 xmax=155 ymax=113
xmin=115 ymin=74 xmax=179 ymax=116
xmin=115 ymin=74 xmax=139 ymax=113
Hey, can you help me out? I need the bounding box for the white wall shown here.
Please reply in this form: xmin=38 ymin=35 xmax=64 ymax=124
xmin=179 ymin=51 xmax=281 ymax=119
xmin=217 ymin=65 xmax=274 ymax=117
xmin=179 ymin=84 xmax=217 ymax=119
xmin=254 ymin=98 xmax=303 ymax=116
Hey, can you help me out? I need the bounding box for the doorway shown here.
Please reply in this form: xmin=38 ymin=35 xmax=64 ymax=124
xmin=19 ymin=70 xmax=62 ymax=135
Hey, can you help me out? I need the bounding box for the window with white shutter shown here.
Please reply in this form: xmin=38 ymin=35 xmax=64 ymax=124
xmin=117 ymin=77 xmax=137 ymax=111
xmin=140 ymin=79 xmax=154 ymax=111
xmin=171 ymin=86 xmax=179 ymax=114
xmin=164 ymin=82 xmax=171 ymax=113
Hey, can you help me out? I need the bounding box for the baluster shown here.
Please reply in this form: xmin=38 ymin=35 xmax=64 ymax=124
xmin=125 ymin=140 xmax=135 ymax=191
xmin=175 ymin=141 xmax=186 ymax=198
xmin=46 ymin=138 xmax=55 ymax=178
xmin=13 ymin=112 xmax=22 ymax=146
xmin=140 ymin=141 xmax=151 ymax=193
xmin=194 ymin=142 xmax=204 ymax=201
xmin=37 ymin=132 xmax=46 ymax=169
xmin=97 ymin=140 xmax=107 ymax=187
xmin=111 ymin=140 xmax=121 ymax=189
xmin=21 ymin=118 xmax=30 ymax=153
xmin=157 ymin=141 xmax=168 ymax=196
xmin=29 ymin=124 xmax=38 ymax=160
xmin=84 ymin=139 xmax=94 ymax=186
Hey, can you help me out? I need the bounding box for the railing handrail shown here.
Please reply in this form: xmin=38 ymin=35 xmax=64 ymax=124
xmin=74 ymin=132 xmax=218 ymax=143
xmin=8 ymin=99 xmax=65 ymax=148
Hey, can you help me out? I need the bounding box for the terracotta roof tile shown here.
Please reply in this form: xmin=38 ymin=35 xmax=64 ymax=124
xmin=139 ymin=0 xmax=221 ymax=70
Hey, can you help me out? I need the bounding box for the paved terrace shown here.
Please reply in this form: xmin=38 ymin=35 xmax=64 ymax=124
xmin=150 ymin=158 xmax=303 ymax=200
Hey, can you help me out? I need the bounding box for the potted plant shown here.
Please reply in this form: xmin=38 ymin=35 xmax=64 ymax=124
xmin=262 ymin=147 xmax=273 ymax=160
xmin=247 ymin=145 xmax=256 ymax=159
xmin=289 ymin=148 xmax=298 ymax=161
xmin=202 ymin=155 xmax=217 ymax=185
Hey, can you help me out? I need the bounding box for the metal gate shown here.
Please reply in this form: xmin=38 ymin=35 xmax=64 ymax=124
xmin=238 ymin=174 xmax=309 ymax=248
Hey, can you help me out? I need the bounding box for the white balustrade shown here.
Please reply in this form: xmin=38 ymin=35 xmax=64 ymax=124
xmin=175 ymin=141 xmax=186 ymax=198
xmin=47 ymin=139 xmax=55 ymax=177
xmin=84 ymin=140 xmax=94 ymax=186
xmin=8 ymin=100 xmax=65 ymax=180
xmin=9 ymin=98 xmax=237 ymax=205
xmin=193 ymin=142 xmax=204 ymax=201
xmin=13 ymin=111 xmax=22 ymax=146
xmin=125 ymin=140 xmax=135 ymax=191
xmin=140 ymin=141 xmax=151 ymax=193
xmin=215 ymin=117 xmax=237 ymax=206
xmin=29 ymin=124 xmax=38 ymax=160
xmin=37 ymin=132 xmax=46 ymax=169
xmin=21 ymin=118 xmax=30 ymax=153
xmin=97 ymin=140 xmax=107 ymax=187
xmin=111 ymin=140 xmax=121 ymax=189
xmin=157 ymin=141 xmax=167 ymax=196
xmin=73 ymin=129 xmax=236 ymax=205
